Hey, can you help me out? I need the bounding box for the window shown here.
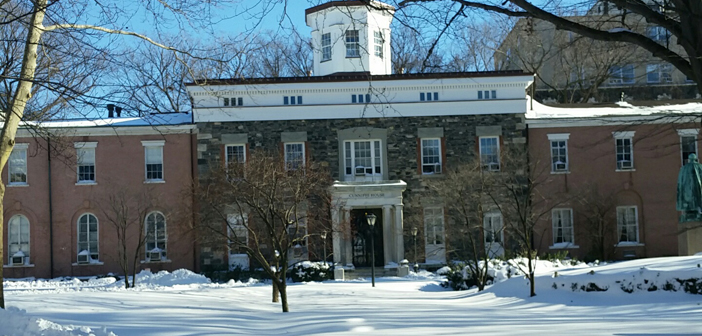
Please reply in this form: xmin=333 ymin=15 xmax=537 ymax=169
xmin=321 ymin=33 xmax=332 ymax=61
xmin=420 ymin=92 xmax=439 ymax=101
xmin=345 ymin=30 xmax=360 ymax=57
xmin=484 ymin=213 xmax=503 ymax=244
xmin=478 ymin=90 xmax=496 ymax=99
xmin=548 ymin=134 xmax=570 ymax=172
xmin=8 ymin=144 xmax=28 ymax=185
xmin=344 ymin=140 xmax=382 ymax=177
xmin=679 ymin=129 xmax=699 ymax=165
xmin=145 ymin=212 xmax=167 ymax=261
xmin=284 ymin=96 xmax=303 ymax=105
xmin=552 ymin=209 xmax=574 ymax=246
xmin=227 ymin=214 xmax=248 ymax=254
xmin=614 ymin=132 xmax=634 ymax=170
xmin=77 ymin=213 xmax=99 ymax=263
xmin=75 ymin=142 xmax=97 ymax=183
xmin=479 ymin=136 xmax=500 ymax=171
xmin=8 ymin=215 xmax=29 ymax=265
xmin=223 ymin=97 xmax=244 ymax=106
xmin=647 ymin=26 xmax=669 ymax=42
xmin=226 ymin=144 xmax=246 ymax=165
xmin=143 ymin=140 xmax=164 ymax=182
xmin=373 ymin=30 xmax=383 ymax=58
xmin=352 ymin=94 xmax=371 ymax=104
xmin=424 ymin=207 xmax=444 ymax=245
xmin=647 ymin=63 xmax=673 ymax=83
xmin=609 ymin=65 xmax=635 ymax=84
xmin=287 ymin=216 xmax=308 ymax=260
xmin=421 ymin=138 xmax=442 ymax=174
xmin=616 ymin=206 xmax=639 ymax=243
xmin=284 ymin=142 xmax=305 ymax=170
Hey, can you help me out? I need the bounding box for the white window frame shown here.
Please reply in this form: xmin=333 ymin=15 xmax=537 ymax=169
xmin=483 ymin=212 xmax=503 ymax=245
xmin=7 ymin=214 xmax=30 ymax=266
xmin=77 ymin=213 xmax=99 ymax=263
xmin=551 ymin=208 xmax=575 ymax=248
xmin=343 ymin=139 xmax=382 ymax=178
xmin=616 ymin=206 xmax=640 ymax=245
xmin=8 ymin=143 xmax=28 ymax=186
xmin=321 ymin=33 xmax=332 ymax=61
xmin=345 ymin=30 xmax=360 ymax=58
xmin=142 ymin=140 xmax=165 ymax=182
xmin=373 ymin=30 xmax=383 ymax=58
xmin=284 ymin=142 xmax=305 ymax=171
xmin=75 ymin=142 xmax=97 ymax=184
xmin=225 ymin=144 xmax=246 ymax=165
xmin=647 ymin=63 xmax=673 ymax=83
xmin=479 ymin=136 xmax=500 ymax=171
xmin=609 ymin=65 xmax=635 ymax=84
xmin=145 ymin=211 xmax=167 ymax=262
xmin=424 ymin=207 xmax=445 ymax=246
xmin=227 ymin=214 xmax=249 ymax=255
xmin=678 ymin=129 xmax=699 ymax=166
xmin=548 ymin=133 xmax=570 ymax=173
xmin=420 ymin=138 xmax=442 ymax=175
xmin=287 ymin=216 xmax=308 ymax=261
xmin=613 ymin=131 xmax=635 ymax=171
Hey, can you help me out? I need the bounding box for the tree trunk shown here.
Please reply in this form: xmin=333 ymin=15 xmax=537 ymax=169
xmin=272 ymin=280 xmax=279 ymax=303
xmin=279 ymin=280 xmax=289 ymax=313
xmin=528 ymin=255 xmax=536 ymax=297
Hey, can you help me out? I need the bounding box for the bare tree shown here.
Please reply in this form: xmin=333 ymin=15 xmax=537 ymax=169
xmin=195 ymin=151 xmax=332 ymax=313
xmin=575 ymin=183 xmax=618 ymax=261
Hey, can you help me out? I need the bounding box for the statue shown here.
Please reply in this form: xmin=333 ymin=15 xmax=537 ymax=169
xmin=677 ymin=153 xmax=702 ymax=222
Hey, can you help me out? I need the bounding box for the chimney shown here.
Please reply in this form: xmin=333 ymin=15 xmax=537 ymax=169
xmin=115 ymin=106 xmax=122 ymax=117
xmin=106 ymin=104 xmax=115 ymax=118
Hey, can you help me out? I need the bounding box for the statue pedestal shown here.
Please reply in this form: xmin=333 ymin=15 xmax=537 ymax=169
xmin=678 ymin=222 xmax=702 ymax=256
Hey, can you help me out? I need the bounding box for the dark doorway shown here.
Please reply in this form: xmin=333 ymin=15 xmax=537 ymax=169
xmin=351 ymin=208 xmax=383 ymax=267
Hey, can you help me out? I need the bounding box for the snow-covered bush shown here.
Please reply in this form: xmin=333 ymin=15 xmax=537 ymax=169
xmin=440 ymin=263 xmax=494 ymax=291
xmin=289 ymin=261 xmax=332 ymax=283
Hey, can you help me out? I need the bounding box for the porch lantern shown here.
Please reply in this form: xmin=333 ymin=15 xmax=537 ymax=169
xmin=411 ymin=226 xmax=419 ymax=273
xmin=321 ymin=230 xmax=328 ymax=265
xmin=366 ymin=213 xmax=377 ymax=287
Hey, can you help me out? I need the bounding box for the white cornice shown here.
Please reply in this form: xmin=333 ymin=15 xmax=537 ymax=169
xmin=16 ymin=125 xmax=196 ymax=138
xmin=526 ymin=114 xmax=700 ymax=128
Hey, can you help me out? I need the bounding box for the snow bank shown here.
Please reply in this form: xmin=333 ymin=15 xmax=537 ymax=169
xmin=525 ymin=95 xmax=702 ymax=119
xmin=131 ymin=269 xmax=211 ymax=289
xmin=0 ymin=307 xmax=116 ymax=336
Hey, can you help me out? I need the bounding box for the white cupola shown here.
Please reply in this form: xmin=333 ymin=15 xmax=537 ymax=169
xmin=305 ymin=1 xmax=395 ymax=76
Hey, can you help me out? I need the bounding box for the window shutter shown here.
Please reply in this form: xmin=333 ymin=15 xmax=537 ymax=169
xmin=305 ymin=141 xmax=311 ymax=167
xmin=280 ymin=142 xmax=285 ymax=170
xmin=416 ymin=138 xmax=422 ymax=174
xmin=220 ymin=144 xmax=226 ymax=167
xmin=441 ymin=137 xmax=447 ymax=172
xmin=245 ymin=144 xmax=250 ymax=164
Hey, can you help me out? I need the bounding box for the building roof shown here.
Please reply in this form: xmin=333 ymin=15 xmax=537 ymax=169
xmin=186 ymin=70 xmax=533 ymax=86
xmin=304 ymin=1 xmax=395 ymax=16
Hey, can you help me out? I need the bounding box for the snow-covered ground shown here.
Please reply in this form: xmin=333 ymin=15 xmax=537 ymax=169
xmin=3 ymin=256 xmax=702 ymax=336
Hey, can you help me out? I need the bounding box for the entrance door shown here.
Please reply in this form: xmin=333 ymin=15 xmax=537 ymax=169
xmin=351 ymin=209 xmax=384 ymax=267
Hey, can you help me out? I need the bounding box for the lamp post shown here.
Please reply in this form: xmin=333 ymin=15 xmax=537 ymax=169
xmin=321 ymin=230 xmax=328 ymax=265
xmin=366 ymin=213 xmax=377 ymax=287
xmin=411 ymin=226 xmax=419 ymax=273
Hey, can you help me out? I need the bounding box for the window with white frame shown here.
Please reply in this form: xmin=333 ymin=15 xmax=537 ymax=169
xmin=420 ymin=92 xmax=439 ymax=101
xmin=614 ymin=132 xmax=634 ymax=170
xmin=345 ymin=30 xmax=360 ymax=57
xmin=226 ymin=144 xmax=246 ymax=165
xmin=8 ymin=143 xmax=28 ymax=185
xmin=145 ymin=212 xmax=167 ymax=261
xmin=287 ymin=216 xmax=308 ymax=260
xmin=552 ymin=208 xmax=574 ymax=246
xmin=424 ymin=207 xmax=444 ymax=245
xmin=646 ymin=63 xmax=673 ymax=83
xmin=609 ymin=65 xmax=635 ymax=84
xmin=77 ymin=213 xmax=99 ymax=263
xmin=223 ymin=97 xmax=244 ymax=107
xmin=616 ymin=206 xmax=639 ymax=243
xmin=283 ymin=96 xmax=303 ymax=105
xmin=8 ymin=215 xmax=29 ymax=265
xmin=478 ymin=90 xmax=497 ymax=99
xmin=646 ymin=26 xmax=669 ymax=42
xmin=421 ymin=138 xmax=442 ymax=174
xmin=548 ymin=134 xmax=570 ymax=172
xmin=373 ymin=30 xmax=383 ymax=58
xmin=75 ymin=142 xmax=97 ymax=183
xmin=227 ymin=214 xmax=248 ymax=254
xmin=679 ymin=129 xmax=699 ymax=166
xmin=351 ymin=94 xmax=371 ymax=104
xmin=143 ymin=141 xmax=164 ymax=182
xmin=321 ymin=33 xmax=332 ymax=61
xmin=483 ymin=212 xmax=503 ymax=244
xmin=479 ymin=136 xmax=500 ymax=171
xmin=284 ymin=142 xmax=305 ymax=170
xmin=344 ymin=140 xmax=382 ymax=177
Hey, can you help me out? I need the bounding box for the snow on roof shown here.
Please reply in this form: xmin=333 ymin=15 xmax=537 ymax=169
xmin=525 ymin=97 xmax=702 ymax=120
xmin=20 ymin=113 xmax=192 ymax=129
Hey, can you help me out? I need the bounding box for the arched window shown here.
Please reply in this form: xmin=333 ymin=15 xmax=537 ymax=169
xmin=77 ymin=213 xmax=99 ymax=263
xmin=8 ymin=215 xmax=29 ymax=265
xmin=145 ymin=212 xmax=167 ymax=261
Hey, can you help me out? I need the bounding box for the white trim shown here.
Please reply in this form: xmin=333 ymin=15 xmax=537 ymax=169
xmin=614 ymin=136 xmax=634 ymax=170
xmin=478 ymin=136 xmax=500 ymax=171
xmin=343 ymin=139 xmax=383 ymax=179
xmin=551 ymin=208 xmax=574 ymax=246
xmin=74 ymin=142 xmax=98 ymax=149
xmin=141 ymin=140 xmax=166 ymax=147
xmin=677 ymin=129 xmax=699 ymax=136
xmin=16 ymin=125 xmax=195 ymax=138
xmin=616 ymin=206 xmax=639 ymax=244
xmin=612 ymin=131 xmax=635 ymax=138
xmin=144 ymin=145 xmax=165 ymax=182
xmin=420 ymin=138 xmax=442 ymax=175
xmin=77 ymin=213 xmax=100 ymax=263
xmin=144 ymin=211 xmax=167 ymax=262
xmin=8 ymin=146 xmax=28 ymax=186
xmin=284 ymin=142 xmax=306 ymax=170
xmin=13 ymin=143 xmax=29 ymax=150
xmin=225 ymin=144 xmax=247 ymax=164
xmin=547 ymin=133 xmax=570 ymax=141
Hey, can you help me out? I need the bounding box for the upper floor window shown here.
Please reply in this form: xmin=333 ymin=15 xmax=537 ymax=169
xmin=548 ymin=133 xmax=569 ymax=173
xmin=345 ymin=30 xmax=360 ymax=58
xmin=8 ymin=215 xmax=29 ymax=266
xmin=77 ymin=213 xmax=99 ymax=264
xmin=75 ymin=142 xmax=97 ymax=184
xmin=223 ymin=97 xmax=244 ymax=107
xmin=616 ymin=206 xmax=639 ymax=244
xmin=614 ymin=132 xmax=634 ymax=170
xmin=421 ymin=138 xmax=442 ymax=174
xmin=373 ymin=31 xmax=384 ymax=58
xmin=420 ymin=92 xmax=439 ymax=101
xmin=344 ymin=140 xmax=382 ymax=177
xmin=284 ymin=142 xmax=305 ymax=170
xmin=145 ymin=212 xmax=167 ymax=262
xmin=226 ymin=144 xmax=246 ymax=165
xmin=646 ymin=63 xmax=672 ymax=83
xmin=142 ymin=140 xmax=165 ymax=182
xmin=479 ymin=136 xmax=500 ymax=171
xmin=552 ymin=208 xmax=574 ymax=246
xmin=8 ymin=144 xmax=28 ymax=185
xmin=478 ymin=90 xmax=497 ymax=99
xmin=352 ymin=94 xmax=371 ymax=104
xmin=679 ymin=129 xmax=699 ymax=166
xmin=321 ymin=33 xmax=332 ymax=61
xmin=609 ymin=65 xmax=635 ymax=84
xmin=646 ymin=26 xmax=669 ymax=43
xmin=284 ymin=96 xmax=303 ymax=105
